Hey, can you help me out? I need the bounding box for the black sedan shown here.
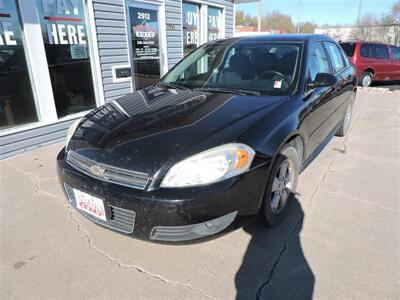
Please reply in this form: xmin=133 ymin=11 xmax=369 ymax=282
xmin=57 ymin=34 xmax=357 ymax=242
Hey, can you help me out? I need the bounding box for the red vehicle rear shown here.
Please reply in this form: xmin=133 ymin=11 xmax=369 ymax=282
xmin=339 ymin=41 xmax=400 ymax=87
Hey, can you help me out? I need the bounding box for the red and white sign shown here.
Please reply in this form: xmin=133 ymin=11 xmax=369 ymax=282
xmin=73 ymin=189 xmax=106 ymax=221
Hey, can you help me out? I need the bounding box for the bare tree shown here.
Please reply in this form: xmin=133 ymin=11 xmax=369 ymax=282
xmin=262 ymin=11 xmax=296 ymax=33
xmin=235 ymin=10 xmax=258 ymax=27
xmin=392 ymin=1 xmax=400 ymax=45
xmin=298 ymin=22 xmax=317 ymax=34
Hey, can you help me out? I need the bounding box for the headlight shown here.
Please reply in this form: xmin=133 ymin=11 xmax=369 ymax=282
xmin=160 ymin=143 xmax=255 ymax=188
xmin=65 ymin=118 xmax=82 ymax=147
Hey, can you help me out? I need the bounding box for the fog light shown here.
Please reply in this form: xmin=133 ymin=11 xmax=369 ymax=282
xmin=150 ymin=211 xmax=238 ymax=242
xmin=205 ymin=222 xmax=214 ymax=229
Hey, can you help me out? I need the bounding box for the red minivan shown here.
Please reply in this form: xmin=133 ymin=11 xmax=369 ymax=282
xmin=339 ymin=42 xmax=400 ymax=87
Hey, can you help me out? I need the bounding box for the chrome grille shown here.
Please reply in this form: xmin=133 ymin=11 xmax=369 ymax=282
xmin=66 ymin=150 xmax=149 ymax=190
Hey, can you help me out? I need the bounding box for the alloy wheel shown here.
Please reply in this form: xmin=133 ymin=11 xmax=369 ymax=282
xmin=270 ymin=158 xmax=295 ymax=214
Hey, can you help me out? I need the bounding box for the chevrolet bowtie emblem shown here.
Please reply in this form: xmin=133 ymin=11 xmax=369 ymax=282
xmin=90 ymin=165 xmax=105 ymax=177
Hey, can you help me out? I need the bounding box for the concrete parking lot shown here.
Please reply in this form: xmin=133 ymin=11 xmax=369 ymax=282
xmin=1 ymin=89 xmax=399 ymax=299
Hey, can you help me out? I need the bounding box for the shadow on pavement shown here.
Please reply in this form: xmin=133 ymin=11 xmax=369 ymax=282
xmin=235 ymin=198 xmax=314 ymax=300
xmin=371 ymin=81 xmax=400 ymax=91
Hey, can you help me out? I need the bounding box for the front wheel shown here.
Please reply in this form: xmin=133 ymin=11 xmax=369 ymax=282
xmin=261 ymin=144 xmax=300 ymax=227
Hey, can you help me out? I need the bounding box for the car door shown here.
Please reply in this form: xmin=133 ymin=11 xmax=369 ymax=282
xmin=359 ymin=43 xmax=376 ymax=73
xmin=323 ymin=41 xmax=356 ymax=127
xmin=373 ymin=44 xmax=392 ymax=80
xmin=389 ymin=46 xmax=400 ymax=80
xmin=302 ymin=41 xmax=337 ymax=158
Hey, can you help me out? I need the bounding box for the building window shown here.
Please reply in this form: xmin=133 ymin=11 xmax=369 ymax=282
xmin=207 ymin=7 xmax=222 ymax=42
xmin=183 ymin=2 xmax=199 ymax=56
xmin=36 ymin=0 xmax=96 ymax=118
xmin=0 ymin=0 xmax=38 ymax=130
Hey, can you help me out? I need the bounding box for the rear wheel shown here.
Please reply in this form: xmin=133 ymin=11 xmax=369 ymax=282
xmin=261 ymin=144 xmax=300 ymax=227
xmin=336 ymin=101 xmax=353 ymax=137
xmin=359 ymin=71 xmax=373 ymax=87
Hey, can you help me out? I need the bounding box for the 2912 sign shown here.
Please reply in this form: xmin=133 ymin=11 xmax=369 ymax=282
xmin=130 ymin=7 xmax=159 ymax=58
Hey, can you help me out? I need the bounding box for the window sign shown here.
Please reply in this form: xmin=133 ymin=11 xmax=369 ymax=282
xmin=208 ymin=7 xmax=222 ymax=42
xmin=1 ymin=0 xmax=38 ymax=130
xmin=130 ymin=7 xmax=159 ymax=58
xmin=37 ymin=0 xmax=96 ymax=118
xmin=183 ymin=3 xmax=199 ymax=56
xmin=129 ymin=5 xmax=161 ymax=90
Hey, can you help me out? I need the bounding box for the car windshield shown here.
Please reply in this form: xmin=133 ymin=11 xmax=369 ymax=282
xmin=160 ymin=41 xmax=302 ymax=96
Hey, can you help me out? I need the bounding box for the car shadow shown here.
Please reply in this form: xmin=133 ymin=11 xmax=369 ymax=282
xmin=235 ymin=197 xmax=314 ymax=299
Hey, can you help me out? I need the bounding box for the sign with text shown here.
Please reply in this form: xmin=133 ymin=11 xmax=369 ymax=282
xmin=38 ymin=0 xmax=87 ymax=46
xmin=208 ymin=7 xmax=222 ymax=42
xmin=130 ymin=7 xmax=159 ymax=59
xmin=183 ymin=2 xmax=199 ymax=55
xmin=0 ymin=1 xmax=20 ymax=46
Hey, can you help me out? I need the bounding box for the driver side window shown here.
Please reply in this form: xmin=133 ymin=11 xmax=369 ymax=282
xmin=309 ymin=43 xmax=330 ymax=82
xmin=179 ymin=48 xmax=222 ymax=82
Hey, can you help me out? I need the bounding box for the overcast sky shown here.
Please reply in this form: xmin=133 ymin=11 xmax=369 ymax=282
xmin=235 ymin=0 xmax=398 ymax=26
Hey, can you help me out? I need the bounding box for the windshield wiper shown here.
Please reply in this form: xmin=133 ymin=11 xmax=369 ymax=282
xmin=193 ymin=87 xmax=260 ymax=96
xmin=158 ymin=82 xmax=189 ymax=90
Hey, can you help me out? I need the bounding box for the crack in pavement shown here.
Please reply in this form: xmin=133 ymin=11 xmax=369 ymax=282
xmin=306 ymin=96 xmax=367 ymax=208
xmin=4 ymin=160 xmax=214 ymax=299
xmin=3 ymin=160 xmax=65 ymax=202
xmin=67 ymin=209 xmax=214 ymax=300
xmin=319 ymin=190 xmax=400 ymax=213
xmin=255 ymin=217 xmax=304 ymax=300
xmin=255 ymin=97 xmax=369 ymax=298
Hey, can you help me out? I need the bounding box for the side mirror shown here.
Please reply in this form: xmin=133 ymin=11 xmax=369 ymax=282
xmin=308 ymin=73 xmax=338 ymax=89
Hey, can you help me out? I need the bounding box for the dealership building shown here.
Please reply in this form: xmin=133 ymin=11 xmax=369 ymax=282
xmin=0 ymin=0 xmax=234 ymax=159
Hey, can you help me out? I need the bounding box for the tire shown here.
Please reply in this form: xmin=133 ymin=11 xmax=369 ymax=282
xmin=359 ymin=71 xmax=373 ymax=87
xmin=261 ymin=144 xmax=300 ymax=227
xmin=336 ymin=101 xmax=353 ymax=137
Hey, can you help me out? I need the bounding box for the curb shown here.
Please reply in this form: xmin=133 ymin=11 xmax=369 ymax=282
xmin=359 ymin=87 xmax=400 ymax=94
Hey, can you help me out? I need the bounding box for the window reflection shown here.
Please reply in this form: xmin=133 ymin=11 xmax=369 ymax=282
xmin=37 ymin=0 xmax=96 ymax=118
xmin=183 ymin=3 xmax=199 ymax=56
xmin=133 ymin=59 xmax=160 ymax=90
xmin=0 ymin=1 xmax=38 ymax=130
xmin=208 ymin=7 xmax=222 ymax=42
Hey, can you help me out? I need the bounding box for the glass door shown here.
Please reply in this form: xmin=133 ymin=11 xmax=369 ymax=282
xmin=128 ymin=3 xmax=162 ymax=90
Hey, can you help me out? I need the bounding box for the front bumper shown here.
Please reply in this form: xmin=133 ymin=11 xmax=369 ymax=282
xmin=57 ymin=148 xmax=269 ymax=242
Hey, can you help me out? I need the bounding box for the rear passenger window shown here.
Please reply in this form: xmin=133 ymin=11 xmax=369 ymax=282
xmin=391 ymin=46 xmax=400 ymax=60
xmin=374 ymin=45 xmax=390 ymax=59
xmin=340 ymin=42 xmax=356 ymax=57
xmin=309 ymin=43 xmax=330 ymax=82
xmin=360 ymin=44 xmax=374 ymax=58
xmin=324 ymin=42 xmax=345 ymax=73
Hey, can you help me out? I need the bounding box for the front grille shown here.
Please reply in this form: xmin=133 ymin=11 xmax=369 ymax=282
xmin=64 ymin=183 xmax=136 ymax=234
xmin=66 ymin=150 xmax=149 ymax=190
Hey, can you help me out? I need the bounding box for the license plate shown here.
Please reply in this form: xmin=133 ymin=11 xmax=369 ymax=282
xmin=73 ymin=189 xmax=107 ymax=221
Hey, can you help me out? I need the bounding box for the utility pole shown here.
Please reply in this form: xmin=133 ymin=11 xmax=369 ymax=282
xmin=356 ymin=0 xmax=363 ymax=24
xmin=297 ymin=0 xmax=303 ymax=33
xmin=258 ymin=0 xmax=262 ymax=32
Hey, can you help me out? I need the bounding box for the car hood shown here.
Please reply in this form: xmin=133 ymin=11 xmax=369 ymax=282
xmin=69 ymin=85 xmax=287 ymax=177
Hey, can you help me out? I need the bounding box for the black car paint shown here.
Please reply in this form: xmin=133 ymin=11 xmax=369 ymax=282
xmin=57 ymin=35 xmax=357 ymax=241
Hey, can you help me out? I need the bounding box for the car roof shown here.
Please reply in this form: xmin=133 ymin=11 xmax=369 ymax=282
xmin=340 ymin=41 xmax=398 ymax=47
xmin=215 ymin=34 xmax=335 ymax=44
